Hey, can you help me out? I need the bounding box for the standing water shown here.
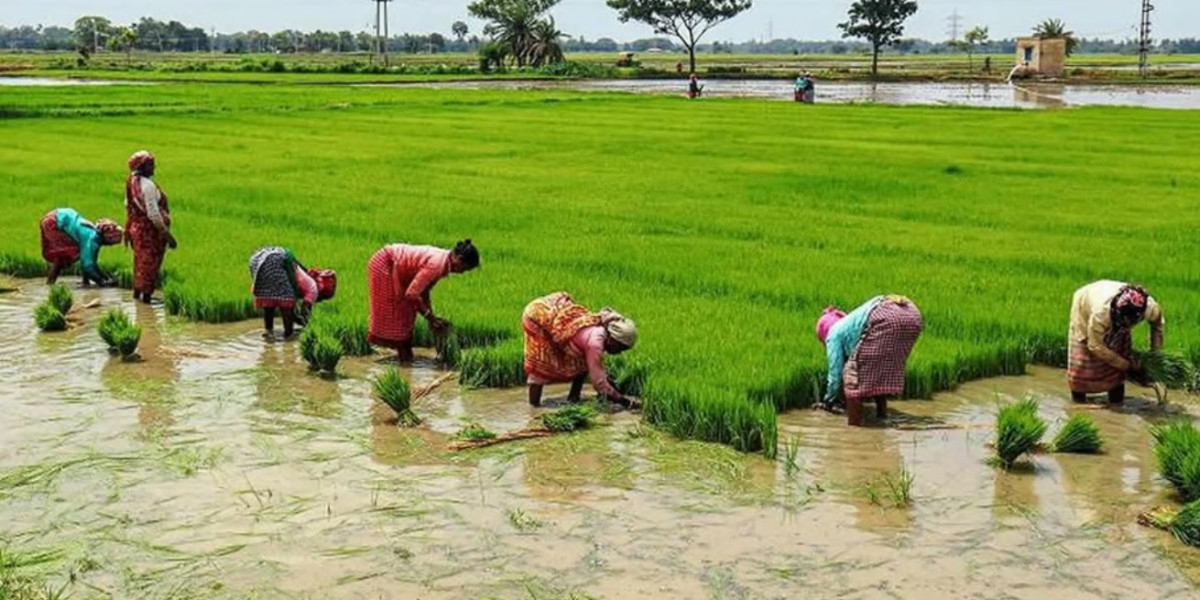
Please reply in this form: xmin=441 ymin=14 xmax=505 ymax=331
xmin=2 ymin=279 xmax=1200 ymax=599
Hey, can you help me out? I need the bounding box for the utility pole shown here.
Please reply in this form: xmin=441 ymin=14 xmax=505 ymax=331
xmin=946 ymin=9 xmax=963 ymax=42
xmin=372 ymin=0 xmax=393 ymax=65
xmin=1138 ymin=0 xmax=1154 ymax=78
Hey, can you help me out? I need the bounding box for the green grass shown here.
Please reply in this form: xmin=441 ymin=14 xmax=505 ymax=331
xmin=1052 ymin=414 xmax=1104 ymax=454
xmin=1 ymin=82 xmax=1199 ymax=456
xmin=993 ymin=397 xmax=1048 ymax=469
xmin=373 ymin=367 xmax=420 ymax=426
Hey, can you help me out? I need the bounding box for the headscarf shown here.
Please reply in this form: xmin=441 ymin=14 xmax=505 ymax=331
xmin=815 ymin=306 xmax=846 ymax=344
xmin=309 ymin=268 xmax=337 ymax=301
xmin=128 ymin=150 xmax=155 ymax=176
xmin=601 ymin=309 xmax=638 ymax=350
xmin=1109 ymin=285 xmax=1149 ymax=341
xmin=95 ymin=219 xmax=123 ymax=245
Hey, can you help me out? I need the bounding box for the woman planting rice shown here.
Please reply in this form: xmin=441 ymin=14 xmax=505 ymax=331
xmin=522 ymin=291 xmax=641 ymax=410
xmin=248 ymin=247 xmax=337 ymax=339
xmin=816 ymin=295 xmax=924 ymax=426
xmin=124 ymin=151 xmax=177 ymax=304
xmin=1068 ymin=280 xmax=1163 ymax=404
xmin=367 ymin=240 xmax=479 ymax=362
xmin=39 ymin=208 xmax=122 ymax=286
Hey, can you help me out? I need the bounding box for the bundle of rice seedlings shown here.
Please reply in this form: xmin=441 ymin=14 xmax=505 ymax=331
xmin=540 ymin=404 xmax=596 ymax=433
xmin=112 ymin=324 xmax=142 ymax=360
xmin=1134 ymin=350 xmax=1193 ymax=389
xmin=98 ymin=308 xmax=132 ymax=349
xmin=373 ymin=367 xmax=420 ymax=426
xmin=1152 ymin=419 xmax=1200 ymax=501
xmin=33 ymin=303 xmax=66 ymax=332
xmin=435 ymin=330 xmax=461 ymax=366
xmin=993 ymin=396 xmax=1047 ymax=469
xmin=454 ymin=423 xmax=497 ymax=442
xmin=1139 ymin=500 xmax=1200 ymax=547
xmin=47 ymin=284 xmax=73 ymax=315
xmin=300 ymin=328 xmax=343 ymax=376
xmin=1052 ymin=414 xmax=1104 ymax=454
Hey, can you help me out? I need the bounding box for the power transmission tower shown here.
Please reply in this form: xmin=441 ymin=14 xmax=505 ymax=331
xmin=372 ymin=0 xmax=393 ymax=65
xmin=1138 ymin=0 xmax=1154 ymax=78
xmin=946 ymin=9 xmax=963 ymax=42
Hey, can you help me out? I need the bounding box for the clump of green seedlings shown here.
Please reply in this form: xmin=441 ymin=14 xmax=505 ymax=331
xmin=33 ymin=303 xmax=66 ymax=332
xmin=1141 ymin=500 xmax=1200 ymax=547
xmin=862 ymin=464 xmax=914 ymax=507
xmin=373 ymin=367 xmax=420 ymax=426
xmin=1152 ymin=419 xmax=1200 ymax=501
xmin=992 ymin=396 xmax=1047 ymax=469
xmin=505 ymin=508 xmax=545 ymax=533
xmin=47 ymin=284 xmax=73 ymax=314
xmin=453 ymin=422 xmax=497 ymax=442
xmin=540 ymin=404 xmax=596 ymax=433
xmin=111 ymin=323 xmax=142 ymax=360
xmin=97 ymin=308 xmax=141 ymax=359
xmin=1134 ymin=350 xmax=1193 ymax=390
xmin=1052 ymin=414 xmax=1104 ymax=454
xmin=435 ymin=330 xmax=461 ymax=366
xmin=299 ymin=326 xmax=342 ymax=376
xmin=781 ymin=436 xmax=802 ymax=478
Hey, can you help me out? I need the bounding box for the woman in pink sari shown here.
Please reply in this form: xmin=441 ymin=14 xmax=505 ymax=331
xmin=367 ymin=240 xmax=479 ymax=361
xmin=124 ymin=151 xmax=177 ymax=303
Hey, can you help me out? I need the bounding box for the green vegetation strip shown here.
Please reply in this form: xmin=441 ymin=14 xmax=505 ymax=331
xmin=1 ymin=83 xmax=1197 ymax=457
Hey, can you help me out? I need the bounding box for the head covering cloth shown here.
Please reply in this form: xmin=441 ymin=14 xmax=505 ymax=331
xmin=309 ymin=268 xmax=338 ymax=301
xmin=128 ymin=150 xmax=155 ymax=176
xmin=815 ymin=306 xmax=846 ymax=344
xmin=94 ymin=219 xmax=124 ymax=245
xmin=1108 ymin=285 xmax=1149 ymax=343
xmin=600 ymin=309 xmax=638 ymax=350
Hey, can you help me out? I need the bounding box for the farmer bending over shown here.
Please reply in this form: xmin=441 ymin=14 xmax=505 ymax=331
xmin=249 ymin=246 xmax=337 ymax=339
xmin=39 ymin=208 xmax=122 ymax=286
xmin=1068 ymin=280 xmax=1163 ymax=404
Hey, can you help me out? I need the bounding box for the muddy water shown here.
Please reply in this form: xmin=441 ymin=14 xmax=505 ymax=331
xmin=3 ymin=280 xmax=1200 ymax=599
xmin=402 ymin=79 xmax=1200 ymax=110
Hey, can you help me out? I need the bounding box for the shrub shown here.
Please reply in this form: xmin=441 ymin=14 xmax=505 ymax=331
xmin=1052 ymin=414 xmax=1103 ymax=454
xmin=34 ymin=303 xmax=66 ymax=332
xmin=47 ymin=284 xmax=73 ymax=314
xmin=993 ymin=396 xmax=1047 ymax=469
xmin=373 ymin=367 xmax=419 ymax=426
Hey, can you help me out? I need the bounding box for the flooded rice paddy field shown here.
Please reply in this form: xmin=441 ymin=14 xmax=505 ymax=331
xmin=4 ymin=280 xmax=1200 ymax=599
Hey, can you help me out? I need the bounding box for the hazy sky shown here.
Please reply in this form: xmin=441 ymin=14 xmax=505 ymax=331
xmin=6 ymin=0 xmax=1197 ymax=42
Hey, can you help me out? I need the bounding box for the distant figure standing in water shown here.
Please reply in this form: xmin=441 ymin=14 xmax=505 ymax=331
xmin=522 ymin=291 xmax=641 ymax=410
xmin=124 ymin=151 xmax=177 ymax=303
xmin=39 ymin=208 xmax=123 ymax=285
xmin=687 ymin=73 xmax=704 ymax=99
xmin=248 ymin=246 xmax=337 ymax=339
xmin=794 ymin=71 xmax=815 ymax=103
xmin=367 ymin=240 xmax=480 ymax=362
xmin=816 ymin=295 xmax=924 ymax=426
xmin=1068 ymin=280 xmax=1163 ymax=404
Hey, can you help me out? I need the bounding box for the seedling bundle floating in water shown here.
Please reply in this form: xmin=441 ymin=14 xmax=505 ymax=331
xmin=97 ymin=308 xmax=141 ymax=360
xmin=299 ymin=326 xmax=342 ymax=376
xmin=992 ymin=396 xmax=1047 ymax=469
xmin=33 ymin=284 xmax=74 ymax=332
xmin=1140 ymin=500 xmax=1200 ymax=547
xmin=1052 ymin=414 xmax=1104 ymax=454
xmin=373 ymin=367 xmax=420 ymax=427
xmin=47 ymin=284 xmax=73 ymax=314
xmin=540 ymin=404 xmax=596 ymax=433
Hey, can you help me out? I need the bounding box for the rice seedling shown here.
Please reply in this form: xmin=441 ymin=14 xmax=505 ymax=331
xmin=540 ymin=405 xmax=596 ymax=433
xmin=97 ymin=308 xmax=132 ymax=349
xmin=46 ymin=284 xmax=73 ymax=315
xmin=992 ymin=396 xmax=1047 ymax=469
xmin=1140 ymin=500 xmax=1200 ymax=547
xmin=33 ymin=303 xmax=66 ymax=332
xmin=1052 ymin=414 xmax=1104 ymax=454
xmin=453 ymin=422 xmax=497 ymax=442
xmin=373 ymin=367 xmax=420 ymax=426
xmin=505 ymin=508 xmax=545 ymax=533
xmin=299 ymin=327 xmax=342 ymax=376
xmin=1134 ymin=350 xmax=1193 ymax=389
xmin=434 ymin=330 xmax=461 ymax=367
xmin=781 ymin=436 xmax=801 ymax=478
xmin=884 ymin=464 xmax=915 ymax=506
xmin=1151 ymin=419 xmax=1200 ymax=501
xmin=112 ymin=323 xmax=142 ymax=360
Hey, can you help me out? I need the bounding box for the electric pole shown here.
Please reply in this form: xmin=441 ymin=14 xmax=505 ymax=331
xmin=1138 ymin=0 xmax=1154 ymax=78
xmin=946 ymin=9 xmax=963 ymax=42
xmin=372 ymin=0 xmax=393 ymax=66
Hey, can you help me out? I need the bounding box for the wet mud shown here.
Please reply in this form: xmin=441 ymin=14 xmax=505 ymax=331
xmin=2 ymin=280 xmax=1200 ymax=599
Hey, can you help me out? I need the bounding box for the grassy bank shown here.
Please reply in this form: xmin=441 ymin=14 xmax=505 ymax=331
xmin=1 ymin=83 xmax=1197 ymax=456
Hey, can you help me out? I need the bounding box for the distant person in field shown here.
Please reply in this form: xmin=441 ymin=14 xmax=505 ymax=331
xmin=248 ymin=247 xmax=337 ymax=339
xmin=794 ymin=72 xmax=815 ymax=103
xmin=522 ymin=292 xmax=641 ymax=410
xmin=367 ymin=240 xmax=479 ymax=362
xmin=1068 ymin=281 xmax=1163 ymax=404
xmin=124 ymin=151 xmax=177 ymax=304
xmin=687 ymin=73 xmax=703 ymax=99
xmin=39 ymin=208 xmax=122 ymax=286
xmin=816 ymin=295 xmax=924 ymax=426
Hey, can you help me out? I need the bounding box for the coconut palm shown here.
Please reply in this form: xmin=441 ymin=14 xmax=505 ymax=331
xmin=527 ymin=18 xmax=565 ymax=67
xmin=1033 ymin=18 xmax=1078 ymax=57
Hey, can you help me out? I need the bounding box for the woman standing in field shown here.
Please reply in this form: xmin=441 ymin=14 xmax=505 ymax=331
xmin=39 ymin=208 xmax=123 ymax=286
xmin=1068 ymin=280 xmax=1163 ymax=404
xmin=816 ymin=295 xmax=924 ymax=426
xmin=124 ymin=151 xmax=177 ymax=304
xmin=248 ymin=246 xmax=338 ymax=339
xmin=522 ymin=291 xmax=641 ymax=410
xmin=367 ymin=240 xmax=479 ymax=361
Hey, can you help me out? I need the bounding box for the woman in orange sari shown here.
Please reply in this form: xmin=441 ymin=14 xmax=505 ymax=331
xmin=124 ymin=151 xmax=177 ymax=304
xmin=522 ymin=292 xmax=640 ymax=409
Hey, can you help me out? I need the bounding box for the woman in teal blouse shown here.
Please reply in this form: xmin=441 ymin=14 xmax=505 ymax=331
xmin=39 ymin=208 xmax=123 ymax=285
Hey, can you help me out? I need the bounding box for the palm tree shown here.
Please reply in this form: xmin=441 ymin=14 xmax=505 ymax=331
xmin=1033 ymin=18 xmax=1078 ymax=57
xmin=527 ymin=18 xmax=564 ymax=67
xmin=483 ymin=3 xmax=538 ymax=67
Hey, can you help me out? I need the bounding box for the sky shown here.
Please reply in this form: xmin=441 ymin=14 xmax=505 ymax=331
xmin=5 ymin=0 xmax=1198 ymax=42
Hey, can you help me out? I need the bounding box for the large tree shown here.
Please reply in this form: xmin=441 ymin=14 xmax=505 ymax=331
xmin=452 ymin=21 xmax=469 ymax=43
xmin=468 ymin=0 xmax=562 ymax=67
xmin=837 ymin=0 xmax=918 ymax=77
xmin=73 ymin=16 xmax=113 ymax=53
xmin=606 ymin=0 xmax=752 ymax=75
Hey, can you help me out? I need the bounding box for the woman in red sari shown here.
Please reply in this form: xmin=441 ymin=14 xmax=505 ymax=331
xmin=367 ymin=240 xmax=480 ymax=361
xmin=124 ymin=151 xmax=177 ymax=304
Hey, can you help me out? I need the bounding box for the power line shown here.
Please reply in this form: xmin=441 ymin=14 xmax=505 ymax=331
xmin=1138 ymin=0 xmax=1154 ymax=78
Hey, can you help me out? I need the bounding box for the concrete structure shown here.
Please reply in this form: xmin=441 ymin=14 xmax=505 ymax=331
xmin=1014 ymin=37 xmax=1067 ymax=78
